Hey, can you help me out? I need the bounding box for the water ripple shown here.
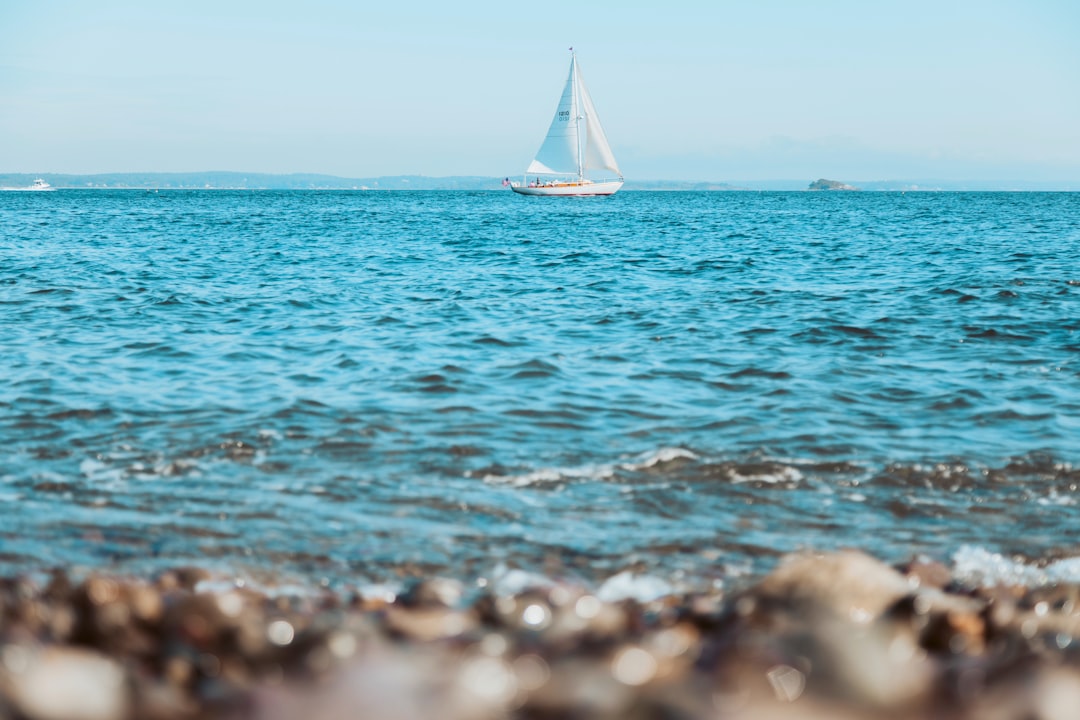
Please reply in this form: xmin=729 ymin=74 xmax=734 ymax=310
xmin=1 ymin=189 xmax=1079 ymax=583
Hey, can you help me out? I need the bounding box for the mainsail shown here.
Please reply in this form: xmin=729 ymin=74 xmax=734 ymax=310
xmin=526 ymin=53 xmax=621 ymax=180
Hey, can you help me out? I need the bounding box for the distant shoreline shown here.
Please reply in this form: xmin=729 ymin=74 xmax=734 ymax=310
xmin=5 ymin=186 xmax=1079 ymax=193
xmin=2 ymin=172 xmax=1078 ymax=192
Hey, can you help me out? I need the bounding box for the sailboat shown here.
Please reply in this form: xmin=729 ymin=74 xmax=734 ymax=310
xmin=510 ymin=50 xmax=623 ymax=196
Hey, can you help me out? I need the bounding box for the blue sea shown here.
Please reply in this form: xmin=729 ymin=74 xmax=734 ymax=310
xmin=2 ymin=190 xmax=1079 ymax=592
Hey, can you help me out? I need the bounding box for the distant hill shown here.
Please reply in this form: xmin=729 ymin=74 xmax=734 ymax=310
xmin=621 ymin=179 xmax=745 ymax=191
xmin=808 ymin=178 xmax=859 ymax=191
xmin=0 ymin=172 xmax=748 ymax=192
xmin=0 ymin=172 xmax=504 ymax=191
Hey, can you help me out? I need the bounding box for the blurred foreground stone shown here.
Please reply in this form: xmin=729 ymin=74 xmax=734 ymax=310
xmin=1 ymin=550 xmax=1079 ymax=719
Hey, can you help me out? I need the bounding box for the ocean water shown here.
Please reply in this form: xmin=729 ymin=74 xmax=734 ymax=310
xmin=2 ymin=189 xmax=1079 ymax=591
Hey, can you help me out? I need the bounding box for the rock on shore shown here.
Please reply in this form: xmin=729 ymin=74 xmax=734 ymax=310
xmin=1 ymin=550 xmax=1079 ymax=719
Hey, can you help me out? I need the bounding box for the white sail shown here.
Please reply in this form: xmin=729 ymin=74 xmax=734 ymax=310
xmin=579 ymin=76 xmax=620 ymax=176
xmin=525 ymin=53 xmax=620 ymax=180
xmin=526 ymin=58 xmax=580 ymax=176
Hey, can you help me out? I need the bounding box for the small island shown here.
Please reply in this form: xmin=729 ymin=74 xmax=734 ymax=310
xmin=808 ymin=178 xmax=859 ymax=191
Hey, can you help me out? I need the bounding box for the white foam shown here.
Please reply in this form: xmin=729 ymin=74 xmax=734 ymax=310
xmin=596 ymin=571 xmax=675 ymax=603
xmin=489 ymin=565 xmax=554 ymax=596
xmin=1036 ymin=491 xmax=1077 ymax=507
xmin=619 ymin=447 xmax=698 ymax=471
xmin=77 ymin=458 xmax=127 ymax=485
xmin=952 ymin=545 xmax=1080 ymax=588
xmin=193 ymin=572 xmax=343 ymax=600
xmin=477 ymin=447 xmax=697 ymax=488
xmin=358 ymin=582 xmax=402 ymax=604
xmin=1046 ymin=557 xmax=1080 ymax=582
xmin=79 ymin=457 xmax=109 ymax=476
xmin=478 ymin=463 xmax=615 ymax=488
xmin=952 ymin=546 xmax=1046 ymax=587
xmin=728 ymin=465 xmax=804 ymax=485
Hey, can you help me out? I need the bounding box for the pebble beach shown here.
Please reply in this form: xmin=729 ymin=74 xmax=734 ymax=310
xmin=3 ymin=548 xmax=1080 ymax=719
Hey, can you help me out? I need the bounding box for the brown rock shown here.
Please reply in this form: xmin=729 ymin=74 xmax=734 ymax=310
xmin=395 ymin=578 xmax=464 ymax=609
xmin=901 ymin=558 xmax=954 ymax=590
xmin=0 ymin=645 xmax=130 ymax=720
xmin=383 ymin=606 xmax=477 ymax=643
xmin=750 ymin=550 xmax=914 ymax=623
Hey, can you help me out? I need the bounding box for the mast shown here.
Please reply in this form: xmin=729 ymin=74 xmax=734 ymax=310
xmin=572 ymin=49 xmax=584 ymax=181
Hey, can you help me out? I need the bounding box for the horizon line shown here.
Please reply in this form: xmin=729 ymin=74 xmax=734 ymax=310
xmin=3 ymin=171 xmax=1079 ymax=187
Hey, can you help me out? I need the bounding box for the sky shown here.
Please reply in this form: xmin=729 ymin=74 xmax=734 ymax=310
xmin=1 ymin=1 xmax=1078 ymax=182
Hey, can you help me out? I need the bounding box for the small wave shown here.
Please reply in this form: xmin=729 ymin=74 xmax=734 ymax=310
xmin=830 ymin=324 xmax=882 ymax=339
xmin=659 ymin=458 xmax=807 ymax=487
xmin=952 ymin=545 xmax=1080 ymax=587
xmin=974 ymin=409 xmax=1056 ymax=422
xmin=928 ymin=396 xmax=974 ymax=411
xmin=472 ymin=335 xmax=517 ymax=347
xmin=478 ymin=447 xmax=700 ymax=487
xmin=475 ymin=449 xmax=818 ymax=490
xmin=724 ymin=463 xmax=804 ymax=485
xmin=313 ymin=438 xmax=374 ymax=460
xmin=28 ymin=287 xmax=74 ymax=296
xmin=154 ymin=294 xmax=185 ymax=306
xmin=620 ymin=447 xmax=698 ymax=471
xmin=730 ymin=367 xmax=792 ymax=380
xmin=477 ymin=566 xmax=683 ymax=603
xmin=1035 ymin=491 xmax=1076 ymax=507
xmin=875 ymin=462 xmax=978 ymax=490
xmin=964 ymin=327 xmax=1036 ymax=342
xmin=129 ymin=343 xmax=197 ymax=359
xmin=477 ymin=463 xmax=615 ymax=488
xmin=45 ymin=407 xmax=114 ymax=421
xmin=505 ymin=358 xmax=561 ymax=380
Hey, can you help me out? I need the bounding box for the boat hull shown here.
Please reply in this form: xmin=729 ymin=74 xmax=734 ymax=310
xmin=511 ymin=180 xmax=623 ymax=197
